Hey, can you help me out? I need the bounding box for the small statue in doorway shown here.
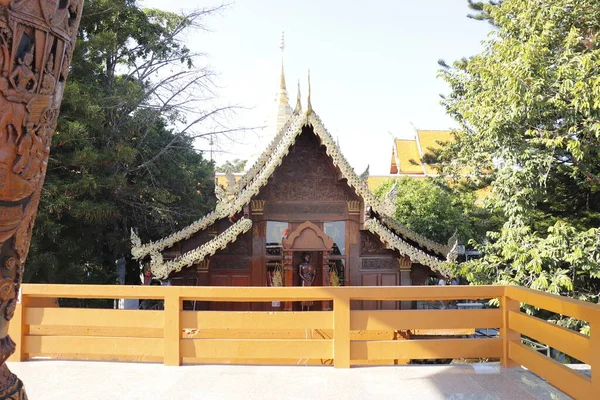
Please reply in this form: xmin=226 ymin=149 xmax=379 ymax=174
xmin=299 ymin=253 xmax=316 ymax=310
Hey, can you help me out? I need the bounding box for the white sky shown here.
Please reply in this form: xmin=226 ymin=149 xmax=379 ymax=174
xmin=141 ymin=0 xmax=492 ymax=175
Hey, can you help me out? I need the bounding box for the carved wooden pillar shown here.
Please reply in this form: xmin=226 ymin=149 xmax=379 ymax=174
xmin=283 ymin=250 xmax=293 ymax=311
xmin=399 ymin=256 xmax=413 ymax=310
xmin=322 ymin=250 xmax=331 ymax=311
xmin=0 ymin=1 xmax=83 ymax=397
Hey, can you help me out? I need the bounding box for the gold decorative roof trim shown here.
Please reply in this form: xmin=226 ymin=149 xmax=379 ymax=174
xmin=132 ymin=208 xmax=220 ymax=259
xmin=131 ymin=115 xmax=306 ymax=259
xmin=235 ymin=117 xmax=293 ymax=192
xmin=149 ymin=217 xmax=253 ymax=279
xmin=364 ymin=219 xmax=451 ymax=274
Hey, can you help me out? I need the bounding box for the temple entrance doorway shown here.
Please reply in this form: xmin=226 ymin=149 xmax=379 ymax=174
xmin=282 ymin=221 xmax=334 ymax=311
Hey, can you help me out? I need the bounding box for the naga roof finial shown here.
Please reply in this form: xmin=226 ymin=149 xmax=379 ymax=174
xmin=306 ymin=69 xmax=312 ymax=115
xmin=294 ymin=79 xmax=302 ymax=114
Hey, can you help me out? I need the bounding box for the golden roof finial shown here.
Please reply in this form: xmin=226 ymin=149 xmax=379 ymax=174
xmin=275 ymin=31 xmax=292 ymax=132
xmin=306 ymin=69 xmax=312 ymax=115
xmin=279 ymin=32 xmax=287 ymax=91
xmin=294 ymin=79 xmax=302 ymax=114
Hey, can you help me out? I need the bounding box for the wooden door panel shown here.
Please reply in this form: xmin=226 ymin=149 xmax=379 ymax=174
xmin=210 ymin=274 xmax=229 ymax=286
xmin=231 ymin=274 xmax=249 ymax=286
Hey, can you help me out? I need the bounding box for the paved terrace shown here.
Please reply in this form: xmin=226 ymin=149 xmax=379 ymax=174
xmin=8 ymin=361 xmax=576 ymax=400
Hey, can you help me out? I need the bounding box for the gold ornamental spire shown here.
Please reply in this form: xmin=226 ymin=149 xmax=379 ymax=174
xmin=294 ymin=79 xmax=302 ymax=114
xmin=306 ymin=69 xmax=312 ymax=115
xmin=279 ymin=32 xmax=287 ymax=92
xmin=275 ymin=31 xmax=293 ymax=133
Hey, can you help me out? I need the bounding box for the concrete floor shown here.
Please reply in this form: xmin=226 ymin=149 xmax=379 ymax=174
xmin=7 ymin=361 xmax=575 ymax=400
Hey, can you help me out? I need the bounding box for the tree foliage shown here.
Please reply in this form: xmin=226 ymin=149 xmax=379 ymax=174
xmin=466 ymin=0 xmax=502 ymax=23
xmin=439 ymin=0 xmax=600 ymax=325
xmin=26 ymin=0 xmax=231 ymax=284
xmin=374 ymin=178 xmax=491 ymax=245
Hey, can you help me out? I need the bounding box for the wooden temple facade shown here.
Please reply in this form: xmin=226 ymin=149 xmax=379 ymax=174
xmin=131 ymin=62 xmax=457 ymax=312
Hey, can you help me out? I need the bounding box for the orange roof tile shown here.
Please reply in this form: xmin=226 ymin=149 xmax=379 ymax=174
xmin=391 ymin=130 xmax=453 ymax=175
xmin=416 ymin=130 xmax=452 ymax=175
xmin=394 ymin=139 xmax=424 ymax=174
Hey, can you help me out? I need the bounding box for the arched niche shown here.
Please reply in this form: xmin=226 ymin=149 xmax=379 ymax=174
xmin=282 ymin=221 xmax=334 ymax=251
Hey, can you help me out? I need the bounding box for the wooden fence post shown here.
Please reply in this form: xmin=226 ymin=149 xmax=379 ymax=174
xmin=7 ymin=295 xmax=27 ymax=362
xmin=333 ymin=294 xmax=350 ymax=368
xmin=500 ymin=295 xmax=520 ymax=368
xmin=164 ymin=292 xmax=181 ymax=366
xmin=591 ymin=319 xmax=599 ymax=395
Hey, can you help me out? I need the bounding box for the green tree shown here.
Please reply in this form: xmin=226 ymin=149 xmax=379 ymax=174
xmin=466 ymin=0 xmax=503 ymax=23
xmin=216 ymin=159 xmax=247 ymax=173
xmin=438 ymin=0 xmax=600 ymax=330
xmin=26 ymin=0 xmax=233 ymax=285
xmin=374 ymin=177 xmax=490 ymax=245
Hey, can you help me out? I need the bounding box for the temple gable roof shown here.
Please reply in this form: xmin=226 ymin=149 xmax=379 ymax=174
xmin=132 ymin=109 xmax=457 ymax=279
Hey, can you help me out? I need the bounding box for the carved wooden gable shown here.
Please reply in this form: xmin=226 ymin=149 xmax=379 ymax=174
xmin=258 ymin=126 xmax=360 ymax=207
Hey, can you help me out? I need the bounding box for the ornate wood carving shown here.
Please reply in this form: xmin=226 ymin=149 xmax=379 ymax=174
xmin=258 ymin=131 xmax=359 ymax=203
xmin=0 ymin=1 xmax=83 ymax=397
xmin=347 ymin=200 xmax=361 ymax=215
xmin=399 ymin=255 xmax=412 ymax=270
xmin=210 ymin=258 xmax=249 ymax=270
xmin=361 ymin=258 xmax=399 ymax=270
xmin=251 ymin=220 xmax=265 ymax=238
xmin=274 ymin=132 xmax=334 ymax=178
xmin=282 ymin=221 xmax=333 ymax=251
xmin=360 ymin=231 xmax=393 ymax=255
xmin=195 ymin=259 xmax=209 ymax=272
xmin=264 ymin=179 xmax=349 ymax=201
xmin=267 ymin=202 xmax=345 ymax=216
xmin=250 ymin=199 xmax=265 ymax=215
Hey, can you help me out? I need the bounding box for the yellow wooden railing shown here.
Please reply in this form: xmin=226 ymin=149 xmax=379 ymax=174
xmin=7 ymin=284 xmax=600 ymax=399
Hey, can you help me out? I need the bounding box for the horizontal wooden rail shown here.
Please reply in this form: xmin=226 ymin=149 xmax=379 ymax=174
xmin=351 ymin=309 xmax=502 ymax=331
xmin=24 ymin=336 xmax=164 ymax=357
xmin=505 ymin=286 xmax=600 ymax=322
xmin=181 ymin=339 xmax=333 ymax=360
xmin=181 ymin=311 xmax=333 ymax=330
xmin=7 ymin=283 xmax=599 ymax=399
xmin=504 ymin=285 xmax=600 ymax=400
xmin=508 ymin=310 xmax=591 ymax=364
xmin=25 ymin=308 xmax=164 ymax=329
xmin=19 ymin=284 xmax=503 ymax=301
xmin=509 ymin=341 xmax=591 ymax=399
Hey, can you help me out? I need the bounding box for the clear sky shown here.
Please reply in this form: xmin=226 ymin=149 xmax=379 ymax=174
xmin=141 ymin=0 xmax=492 ymax=174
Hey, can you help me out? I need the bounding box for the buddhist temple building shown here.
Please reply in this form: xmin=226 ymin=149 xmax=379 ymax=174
xmin=131 ymin=42 xmax=458 ymax=312
xmin=367 ymin=129 xmax=453 ymax=192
